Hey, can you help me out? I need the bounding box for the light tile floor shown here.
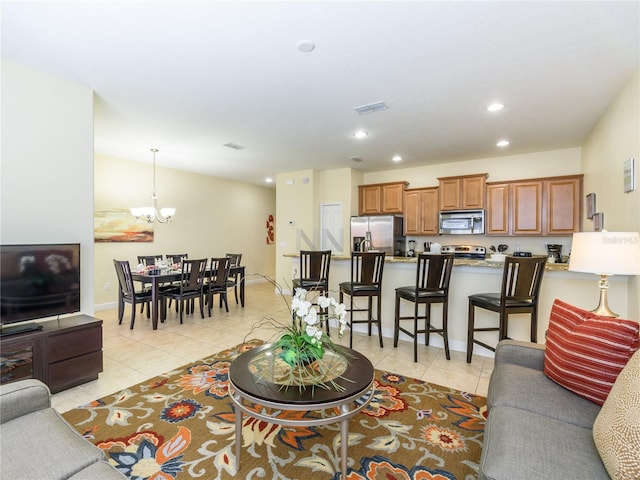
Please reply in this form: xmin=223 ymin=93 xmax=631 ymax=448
xmin=52 ymin=282 xmax=494 ymax=413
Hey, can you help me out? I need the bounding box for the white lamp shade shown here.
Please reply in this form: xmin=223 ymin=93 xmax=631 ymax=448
xmin=569 ymin=232 xmax=640 ymax=276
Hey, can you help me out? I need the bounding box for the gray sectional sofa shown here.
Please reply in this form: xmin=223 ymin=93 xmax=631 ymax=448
xmin=480 ymin=340 xmax=610 ymax=480
xmin=0 ymin=379 xmax=125 ymax=479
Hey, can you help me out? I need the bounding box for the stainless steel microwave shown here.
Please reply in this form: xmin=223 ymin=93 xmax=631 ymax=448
xmin=439 ymin=210 xmax=485 ymax=235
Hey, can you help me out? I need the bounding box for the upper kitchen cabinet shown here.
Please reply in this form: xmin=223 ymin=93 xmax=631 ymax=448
xmin=545 ymin=176 xmax=582 ymax=235
xmin=486 ymin=175 xmax=582 ymax=236
xmin=404 ymin=187 xmax=439 ymax=235
xmin=358 ymin=181 xmax=409 ymax=215
xmin=438 ymin=174 xmax=487 ymax=211
xmin=486 ymin=183 xmax=510 ymax=235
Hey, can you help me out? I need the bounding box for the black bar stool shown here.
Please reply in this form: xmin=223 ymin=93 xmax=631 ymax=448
xmin=393 ymin=253 xmax=454 ymax=362
xmin=467 ymin=255 xmax=547 ymax=363
xmin=339 ymin=251 xmax=386 ymax=348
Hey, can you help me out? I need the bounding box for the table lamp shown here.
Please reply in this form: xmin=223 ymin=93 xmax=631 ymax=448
xmin=568 ymin=231 xmax=640 ymax=317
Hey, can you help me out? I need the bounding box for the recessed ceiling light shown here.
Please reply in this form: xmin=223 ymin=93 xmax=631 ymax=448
xmin=487 ymin=103 xmax=504 ymax=112
xmin=297 ymin=40 xmax=315 ymax=53
xmin=353 ymin=130 xmax=368 ymax=139
xmin=496 ymin=139 xmax=510 ymax=147
xmin=265 ymin=177 xmax=273 ymax=183
xmin=392 ymin=155 xmax=402 ymax=162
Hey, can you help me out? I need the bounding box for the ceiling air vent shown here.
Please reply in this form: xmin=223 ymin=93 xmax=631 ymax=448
xmin=354 ymin=101 xmax=388 ymax=115
xmin=350 ymin=156 xmax=365 ymax=163
xmin=223 ymin=142 xmax=244 ymax=150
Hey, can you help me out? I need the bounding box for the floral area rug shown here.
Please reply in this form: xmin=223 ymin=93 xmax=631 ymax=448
xmin=62 ymin=340 xmax=487 ymax=480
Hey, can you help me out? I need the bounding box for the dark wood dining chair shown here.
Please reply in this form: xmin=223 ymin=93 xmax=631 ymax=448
xmin=394 ymin=253 xmax=454 ymax=362
xmin=225 ymin=253 xmax=243 ymax=305
xmin=165 ymin=253 xmax=188 ymax=265
xmin=467 ymin=255 xmax=547 ymax=363
xmin=159 ymin=258 xmax=208 ymax=324
xmin=339 ymin=251 xmax=386 ymax=348
xmin=205 ymin=257 xmax=231 ymax=316
xmin=137 ymin=255 xmax=163 ymax=266
xmin=113 ymin=259 xmax=151 ymax=329
xmin=292 ymin=250 xmax=332 ymax=296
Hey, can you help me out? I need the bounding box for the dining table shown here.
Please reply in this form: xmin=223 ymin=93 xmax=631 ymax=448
xmin=130 ymin=265 xmax=245 ymax=330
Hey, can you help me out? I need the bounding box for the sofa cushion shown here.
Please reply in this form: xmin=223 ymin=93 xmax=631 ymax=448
xmin=0 ymin=407 xmax=105 ymax=480
xmin=487 ymin=362 xmax=601 ymax=429
xmin=479 ymin=405 xmax=609 ymax=480
xmin=544 ymin=299 xmax=639 ymax=406
xmin=593 ymin=349 xmax=640 ymax=480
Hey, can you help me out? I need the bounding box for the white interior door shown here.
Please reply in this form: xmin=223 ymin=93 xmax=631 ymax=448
xmin=320 ymin=203 xmax=343 ymax=254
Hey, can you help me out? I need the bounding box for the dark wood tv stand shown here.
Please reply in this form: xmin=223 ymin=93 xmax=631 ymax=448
xmin=0 ymin=314 xmax=103 ymax=393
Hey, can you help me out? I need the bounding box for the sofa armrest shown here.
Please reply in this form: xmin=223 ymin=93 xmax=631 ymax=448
xmin=0 ymin=379 xmax=51 ymax=424
xmin=495 ymin=340 xmax=546 ymax=371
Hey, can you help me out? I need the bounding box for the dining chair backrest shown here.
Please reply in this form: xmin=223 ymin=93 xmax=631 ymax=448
xmin=180 ymin=258 xmax=208 ymax=292
xmin=138 ymin=255 xmax=163 ymax=266
xmin=414 ymin=253 xmax=455 ymax=293
xmin=499 ymin=256 xmax=547 ymax=303
xmin=299 ymin=250 xmax=332 ymax=283
xmin=225 ymin=253 xmax=242 ymax=267
xmin=209 ymin=257 xmax=231 ymax=288
xmin=166 ymin=253 xmax=188 ymax=264
xmin=350 ymin=251 xmax=386 ymax=286
xmin=113 ymin=260 xmax=135 ymax=298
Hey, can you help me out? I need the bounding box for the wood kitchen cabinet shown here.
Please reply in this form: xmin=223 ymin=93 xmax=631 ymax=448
xmin=486 ymin=183 xmax=510 ymax=235
xmin=358 ymin=181 xmax=408 ymax=215
xmin=545 ymin=176 xmax=582 ymax=235
xmin=404 ymin=187 xmax=439 ymax=235
xmin=438 ymin=174 xmax=487 ymax=210
xmin=486 ymin=175 xmax=582 ymax=236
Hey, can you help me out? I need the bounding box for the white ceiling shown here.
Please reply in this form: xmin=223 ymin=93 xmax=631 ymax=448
xmin=2 ymin=1 xmax=638 ymax=187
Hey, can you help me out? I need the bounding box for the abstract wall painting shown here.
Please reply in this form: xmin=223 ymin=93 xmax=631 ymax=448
xmin=94 ymin=209 xmax=154 ymax=242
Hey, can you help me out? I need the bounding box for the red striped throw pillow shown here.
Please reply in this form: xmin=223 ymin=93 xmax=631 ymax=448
xmin=544 ymin=299 xmax=640 ymax=406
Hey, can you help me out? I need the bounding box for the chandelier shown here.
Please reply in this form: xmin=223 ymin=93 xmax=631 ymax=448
xmin=130 ymin=148 xmax=176 ymax=224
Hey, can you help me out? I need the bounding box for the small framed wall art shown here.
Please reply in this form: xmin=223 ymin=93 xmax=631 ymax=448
xmin=623 ymin=157 xmax=635 ymax=193
xmin=593 ymin=212 xmax=604 ymax=232
xmin=585 ymin=193 xmax=596 ymax=219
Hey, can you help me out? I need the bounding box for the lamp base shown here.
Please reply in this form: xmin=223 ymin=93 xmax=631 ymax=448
xmin=591 ymin=274 xmax=619 ymax=318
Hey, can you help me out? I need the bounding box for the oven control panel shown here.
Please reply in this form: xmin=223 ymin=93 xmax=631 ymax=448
xmin=441 ymin=245 xmax=487 ymax=256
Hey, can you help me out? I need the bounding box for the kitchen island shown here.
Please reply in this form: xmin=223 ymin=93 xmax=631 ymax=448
xmin=285 ymin=254 xmax=630 ymax=358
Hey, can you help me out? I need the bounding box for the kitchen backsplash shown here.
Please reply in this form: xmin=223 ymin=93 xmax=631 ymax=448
xmin=405 ymin=234 xmax=573 ymax=259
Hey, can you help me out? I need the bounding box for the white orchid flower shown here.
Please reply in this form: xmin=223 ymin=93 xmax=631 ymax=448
xmin=304 ymin=308 xmax=318 ymax=325
xmin=306 ymin=324 xmax=319 ymax=338
xmin=317 ymin=295 xmax=331 ymax=309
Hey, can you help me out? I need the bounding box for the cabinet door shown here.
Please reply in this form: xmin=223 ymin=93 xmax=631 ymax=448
xmin=359 ymin=185 xmax=381 ymax=215
xmin=439 ymin=178 xmax=461 ymax=210
xmin=545 ymin=177 xmax=582 ymax=234
xmin=462 ymin=175 xmax=486 ymax=209
xmin=404 ymin=190 xmax=421 ymax=235
xmin=0 ymin=336 xmax=43 ymax=385
xmin=486 ymin=183 xmax=510 ymax=235
xmin=421 ymin=189 xmax=439 ymax=234
xmin=381 ymin=183 xmax=405 ymax=214
xmin=512 ymin=181 xmax=543 ymax=235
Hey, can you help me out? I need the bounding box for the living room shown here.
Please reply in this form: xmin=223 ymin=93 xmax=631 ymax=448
xmin=1 ymin=2 xmax=639 ymax=479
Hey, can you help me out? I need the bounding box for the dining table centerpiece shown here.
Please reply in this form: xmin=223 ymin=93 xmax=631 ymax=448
xmin=246 ymin=282 xmax=352 ymax=392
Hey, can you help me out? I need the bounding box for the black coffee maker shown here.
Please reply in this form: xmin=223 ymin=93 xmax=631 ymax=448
xmin=546 ymin=244 xmax=563 ymax=263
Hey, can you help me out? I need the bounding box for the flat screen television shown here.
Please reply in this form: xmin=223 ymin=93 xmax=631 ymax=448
xmin=0 ymin=243 xmax=81 ymax=330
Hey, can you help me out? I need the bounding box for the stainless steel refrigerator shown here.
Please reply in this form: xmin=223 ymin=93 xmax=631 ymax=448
xmin=350 ymin=215 xmax=406 ymax=256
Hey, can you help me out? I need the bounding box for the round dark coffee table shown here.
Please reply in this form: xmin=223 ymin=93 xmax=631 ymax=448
xmin=228 ymin=344 xmax=375 ymax=478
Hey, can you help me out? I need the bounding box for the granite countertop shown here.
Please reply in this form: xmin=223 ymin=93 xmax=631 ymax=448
xmin=283 ymin=253 xmax=570 ymax=271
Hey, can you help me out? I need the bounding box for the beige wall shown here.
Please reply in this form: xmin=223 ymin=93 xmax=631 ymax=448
xmin=1 ymin=59 xmax=96 ymax=316
xmin=581 ymin=69 xmax=640 ymax=318
xmin=363 ymin=147 xmax=581 ymax=187
xmin=94 ymin=154 xmax=276 ymax=307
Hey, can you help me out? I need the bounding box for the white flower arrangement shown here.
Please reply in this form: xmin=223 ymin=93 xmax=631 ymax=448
xmin=290 ymin=287 xmax=348 ymax=347
xmin=245 ymin=277 xmax=352 ymax=392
